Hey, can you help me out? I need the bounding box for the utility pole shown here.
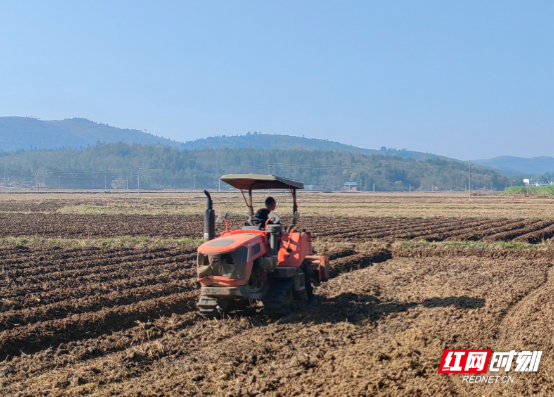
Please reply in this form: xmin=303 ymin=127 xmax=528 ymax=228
xmin=126 ymin=178 xmax=129 ymax=191
xmin=36 ymin=172 xmax=40 ymax=192
xmin=373 ymin=183 xmax=375 ymax=193
xmin=193 ymin=175 xmax=196 ymax=190
xmin=58 ymin=175 xmax=61 ymax=191
xmin=468 ymin=162 xmax=472 ymax=200
xmin=104 ymin=174 xmax=107 ymax=192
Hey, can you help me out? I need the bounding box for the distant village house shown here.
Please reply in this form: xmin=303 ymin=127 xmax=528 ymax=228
xmin=341 ymin=182 xmax=357 ymax=192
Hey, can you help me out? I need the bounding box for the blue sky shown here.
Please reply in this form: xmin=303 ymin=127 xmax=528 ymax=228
xmin=1 ymin=1 xmax=552 ymax=160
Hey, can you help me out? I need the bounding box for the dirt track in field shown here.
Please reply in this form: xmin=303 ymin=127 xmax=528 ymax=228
xmin=2 ymin=193 xmax=554 ymax=396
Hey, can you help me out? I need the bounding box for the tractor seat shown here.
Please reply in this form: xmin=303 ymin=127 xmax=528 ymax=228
xmin=241 ymin=219 xmax=280 ymax=231
xmin=241 ymin=225 xmax=262 ymax=231
xmin=243 ymin=219 xmax=263 ymax=231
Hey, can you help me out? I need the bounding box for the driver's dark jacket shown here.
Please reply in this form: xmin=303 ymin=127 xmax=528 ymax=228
xmin=252 ymin=208 xmax=271 ymax=225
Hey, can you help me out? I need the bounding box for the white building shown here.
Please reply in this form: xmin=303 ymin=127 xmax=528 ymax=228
xmin=523 ymin=179 xmax=553 ymax=187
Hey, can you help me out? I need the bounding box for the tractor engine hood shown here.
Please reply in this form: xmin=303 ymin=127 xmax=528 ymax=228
xmin=197 ymin=233 xmax=265 ymax=280
xmin=198 ymin=233 xmax=263 ymax=255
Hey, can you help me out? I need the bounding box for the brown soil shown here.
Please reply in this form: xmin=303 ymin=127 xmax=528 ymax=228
xmin=1 ymin=195 xmax=554 ymax=396
xmin=0 ymin=245 xmax=553 ymax=396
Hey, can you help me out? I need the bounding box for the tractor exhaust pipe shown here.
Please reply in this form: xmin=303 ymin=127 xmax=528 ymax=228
xmin=203 ymin=190 xmax=215 ymax=242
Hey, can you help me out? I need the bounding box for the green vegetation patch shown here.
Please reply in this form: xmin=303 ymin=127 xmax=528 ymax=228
xmin=504 ymin=185 xmax=554 ymax=197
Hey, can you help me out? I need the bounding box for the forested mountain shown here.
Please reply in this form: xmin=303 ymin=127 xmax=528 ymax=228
xmin=0 ymin=117 xmax=180 ymax=151
xmin=0 ymin=143 xmax=507 ymax=191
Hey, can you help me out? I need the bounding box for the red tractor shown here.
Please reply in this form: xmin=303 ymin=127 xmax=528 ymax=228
xmin=196 ymin=174 xmax=330 ymax=317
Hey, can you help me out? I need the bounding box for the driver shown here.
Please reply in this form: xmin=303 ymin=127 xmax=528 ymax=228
xmin=252 ymin=197 xmax=278 ymax=226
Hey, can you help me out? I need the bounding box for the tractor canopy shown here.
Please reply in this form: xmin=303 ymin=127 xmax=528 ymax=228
xmin=220 ymin=174 xmax=304 ymax=191
xmin=220 ymin=174 xmax=303 ymax=219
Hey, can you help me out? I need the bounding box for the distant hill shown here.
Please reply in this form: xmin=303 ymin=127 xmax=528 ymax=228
xmin=473 ymin=156 xmax=554 ymax=175
xmin=3 ymin=117 xmax=551 ymax=179
xmin=0 ymin=117 xmax=181 ymax=151
xmin=0 ymin=117 xmax=512 ymax=190
xmin=183 ymin=133 xmax=455 ymax=162
xmin=0 ymin=117 xmax=456 ymax=163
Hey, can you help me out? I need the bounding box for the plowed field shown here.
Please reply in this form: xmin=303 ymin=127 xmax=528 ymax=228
xmin=3 ymin=213 xmax=554 ymax=244
xmin=1 ymin=193 xmax=554 ymax=396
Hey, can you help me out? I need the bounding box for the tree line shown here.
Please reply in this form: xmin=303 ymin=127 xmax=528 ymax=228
xmin=0 ymin=143 xmax=510 ymax=191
